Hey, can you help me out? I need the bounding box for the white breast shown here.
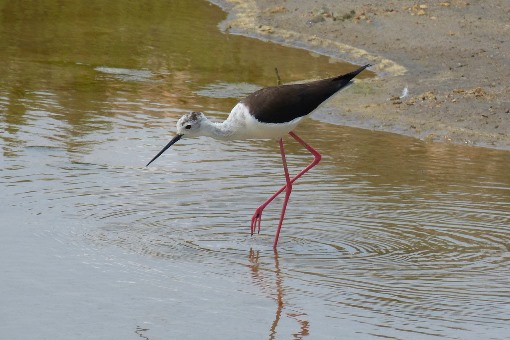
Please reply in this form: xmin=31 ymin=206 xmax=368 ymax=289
xmin=225 ymin=103 xmax=304 ymax=140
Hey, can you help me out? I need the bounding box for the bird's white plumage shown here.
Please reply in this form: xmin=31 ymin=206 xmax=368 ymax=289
xmin=175 ymin=103 xmax=305 ymax=141
xmin=224 ymin=103 xmax=305 ymax=140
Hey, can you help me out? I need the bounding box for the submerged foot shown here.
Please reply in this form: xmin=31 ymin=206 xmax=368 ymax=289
xmin=250 ymin=207 xmax=265 ymax=235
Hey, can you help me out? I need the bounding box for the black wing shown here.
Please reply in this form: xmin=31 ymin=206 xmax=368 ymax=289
xmin=242 ymin=64 xmax=370 ymax=124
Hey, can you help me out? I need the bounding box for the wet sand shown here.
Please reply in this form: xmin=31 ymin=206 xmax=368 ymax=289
xmin=213 ymin=0 xmax=510 ymax=149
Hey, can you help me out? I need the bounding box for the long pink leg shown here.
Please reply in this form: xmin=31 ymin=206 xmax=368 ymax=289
xmin=273 ymin=138 xmax=292 ymax=249
xmin=250 ymin=132 xmax=322 ymax=247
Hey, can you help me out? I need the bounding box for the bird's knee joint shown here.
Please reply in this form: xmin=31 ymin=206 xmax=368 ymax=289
xmin=314 ymin=153 xmax=322 ymax=164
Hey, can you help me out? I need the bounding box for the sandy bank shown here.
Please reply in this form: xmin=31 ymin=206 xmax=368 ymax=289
xmin=212 ymin=0 xmax=510 ymax=150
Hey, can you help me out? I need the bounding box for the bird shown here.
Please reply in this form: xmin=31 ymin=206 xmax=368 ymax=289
xmin=146 ymin=64 xmax=371 ymax=249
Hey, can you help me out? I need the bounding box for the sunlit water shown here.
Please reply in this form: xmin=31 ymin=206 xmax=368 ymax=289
xmin=1 ymin=1 xmax=510 ymax=339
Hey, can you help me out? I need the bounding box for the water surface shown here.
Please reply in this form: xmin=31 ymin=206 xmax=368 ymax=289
xmin=1 ymin=1 xmax=510 ymax=339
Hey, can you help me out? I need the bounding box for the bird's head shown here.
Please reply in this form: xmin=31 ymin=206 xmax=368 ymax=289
xmin=146 ymin=111 xmax=206 ymax=166
xmin=175 ymin=111 xmax=206 ymax=137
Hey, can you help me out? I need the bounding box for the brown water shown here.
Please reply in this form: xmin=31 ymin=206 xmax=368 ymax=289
xmin=1 ymin=1 xmax=510 ymax=339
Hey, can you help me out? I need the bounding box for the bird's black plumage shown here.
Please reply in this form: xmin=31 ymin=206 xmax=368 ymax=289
xmin=242 ymin=64 xmax=370 ymax=124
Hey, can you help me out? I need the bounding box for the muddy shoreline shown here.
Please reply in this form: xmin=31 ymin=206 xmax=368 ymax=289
xmin=211 ymin=0 xmax=510 ymax=150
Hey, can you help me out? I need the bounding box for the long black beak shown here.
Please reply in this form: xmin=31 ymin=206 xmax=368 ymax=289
xmin=146 ymin=134 xmax=183 ymax=166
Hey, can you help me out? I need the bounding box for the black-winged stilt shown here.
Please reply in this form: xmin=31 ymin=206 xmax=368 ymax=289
xmin=147 ymin=64 xmax=371 ymax=249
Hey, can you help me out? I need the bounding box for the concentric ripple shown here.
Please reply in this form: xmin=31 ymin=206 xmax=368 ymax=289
xmin=3 ymin=106 xmax=510 ymax=338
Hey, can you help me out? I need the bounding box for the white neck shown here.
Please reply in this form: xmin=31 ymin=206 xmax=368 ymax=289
xmin=199 ymin=117 xmax=237 ymax=140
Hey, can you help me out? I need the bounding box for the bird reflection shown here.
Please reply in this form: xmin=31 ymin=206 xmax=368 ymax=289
xmin=247 ymin=249 xmax=309 ymax=339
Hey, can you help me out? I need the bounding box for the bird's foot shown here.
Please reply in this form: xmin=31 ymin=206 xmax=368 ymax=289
xmin=250 ymin=207 xmax=264 ymax=236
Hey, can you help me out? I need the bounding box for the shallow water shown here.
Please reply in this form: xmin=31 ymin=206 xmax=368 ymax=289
xmin=1 ymin=1 xmax=510 ymax=339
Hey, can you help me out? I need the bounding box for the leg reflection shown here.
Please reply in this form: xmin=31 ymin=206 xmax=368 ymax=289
xmin=247 ymin=249 xmax=310 ymax=339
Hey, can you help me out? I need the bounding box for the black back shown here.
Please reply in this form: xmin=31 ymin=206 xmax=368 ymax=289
xmin=242 ymin=64 xmax=370 ymax=124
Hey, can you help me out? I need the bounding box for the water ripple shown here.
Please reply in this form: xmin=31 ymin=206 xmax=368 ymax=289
xmin=3 ymin=109 xmax=510 ymax=339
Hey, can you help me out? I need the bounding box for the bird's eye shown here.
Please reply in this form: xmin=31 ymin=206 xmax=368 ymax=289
xmin=185 ymin=124 xmax=192 ymax=130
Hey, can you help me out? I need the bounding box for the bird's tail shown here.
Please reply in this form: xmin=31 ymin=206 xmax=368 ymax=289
xmin=336 ymin=64 xmax=371 ymax=80
xmin=332 ymin=64 xmax=371 ymax=89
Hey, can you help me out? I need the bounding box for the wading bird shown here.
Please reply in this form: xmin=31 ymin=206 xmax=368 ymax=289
xmin=147 ymin=64 xmax=371 ymax=249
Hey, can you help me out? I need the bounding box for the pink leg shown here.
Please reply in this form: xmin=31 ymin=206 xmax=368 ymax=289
xmin=274 ymin=138 xmax=292 ymax=249
xmin=250 ymin=132 xmax=322 ymax=247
